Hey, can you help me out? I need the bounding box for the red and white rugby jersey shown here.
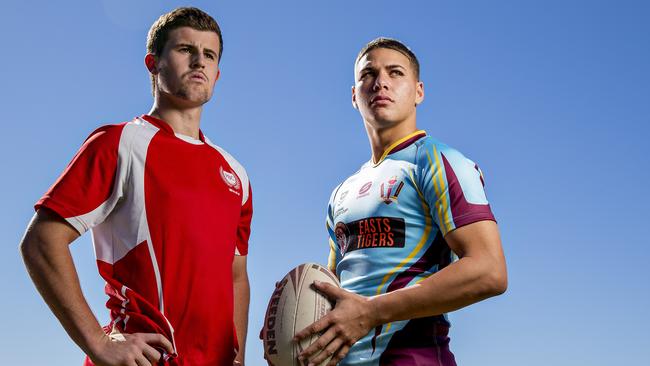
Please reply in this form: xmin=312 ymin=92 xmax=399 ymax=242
xmin=36 ymin=115 xmax=252 ymax=365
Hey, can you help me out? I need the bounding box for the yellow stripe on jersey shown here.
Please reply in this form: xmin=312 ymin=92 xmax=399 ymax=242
xmin=373 ymin=130 xmax=427 ymax=166
xmin=426 ymin=146 xmax=452 ymax=234
xmin=375 ymin=170 xmax=432 ymax=295
xmin=327 ymin=238 xmax=337 ymax=273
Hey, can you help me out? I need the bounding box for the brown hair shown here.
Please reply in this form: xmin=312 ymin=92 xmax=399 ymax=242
xmin=146 ymin=7 xmax=223 ymax=92
xmin=356 ymin=37 xmax=420 ymax=79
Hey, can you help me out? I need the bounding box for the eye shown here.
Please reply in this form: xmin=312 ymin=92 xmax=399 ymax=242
xmin=359 ymin=71 xmax=374 ymax=80
xmin=390 ymin=69 xmax=404 ymax=76
xmin=204 ymin=52 xmax=215 ymax=60
xmin=179 ymin=47 xmax=191 ymax=53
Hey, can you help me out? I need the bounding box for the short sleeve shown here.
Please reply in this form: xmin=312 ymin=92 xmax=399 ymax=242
xmin=416 ymin=141 xmax=495 ymax=236
xmin=35 ymin=124 xmax=126 ymax=235
xmin=326 ymin=185 xmax=343 ymax=273
xmin=235 ymin=183 xmax=253 ymax=256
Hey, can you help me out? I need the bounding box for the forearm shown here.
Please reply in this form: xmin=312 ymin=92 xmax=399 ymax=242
xmin=371 ymin=254 xmax=507 ymax=325
xmin=233 ymin=265 xmax=250 ymax=362
xmin=20 ymin=217 xmax=106 ymax=358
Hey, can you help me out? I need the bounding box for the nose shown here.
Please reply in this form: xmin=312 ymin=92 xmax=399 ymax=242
xmin=372 ymin=72 xmax=388 ymax=91
xmin=190 ymin=52 xmax=206 ymax=69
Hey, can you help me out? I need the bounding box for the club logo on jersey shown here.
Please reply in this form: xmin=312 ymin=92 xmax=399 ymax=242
xmin=333 ymin=190 xmax=350 ymax=219
xmin=220 ymin=166 xmax=241 ymax=194
xmin=379 ymin=176 xmax=404 ymax=204
xmin=338 ymin=190 xmax=349 ymax=202
xmin=334 ymin=222 xmax=351 ymax=255
xmin=357 ymin=182 xmax=372 ymax=198
xmin=335 ymin=217 xmax=405 ymax=255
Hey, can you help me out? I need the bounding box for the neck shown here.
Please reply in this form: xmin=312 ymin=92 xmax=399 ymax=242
xmin=364 ymin=116 xmax=418 ymax=164
xmin=148 ymin=96 xmax=203 ymax=139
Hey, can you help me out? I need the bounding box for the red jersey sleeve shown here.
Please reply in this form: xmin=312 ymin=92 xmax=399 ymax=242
xmin=35 ymin=124 xmax=127 ymax=234
xmin=235 ymin=183 xmax=253 ymax=256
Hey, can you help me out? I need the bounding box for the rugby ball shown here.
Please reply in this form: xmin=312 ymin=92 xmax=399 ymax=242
xmin=261 ymin=263 xmax=340 ymax=366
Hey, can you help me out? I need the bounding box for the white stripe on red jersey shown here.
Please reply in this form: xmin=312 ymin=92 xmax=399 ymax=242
xmin=37 ymin=115 xmax=253 ymax=365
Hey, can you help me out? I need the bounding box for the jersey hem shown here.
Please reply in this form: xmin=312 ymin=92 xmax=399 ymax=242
xmin=35 ymin=199 xmax=87 ymax=235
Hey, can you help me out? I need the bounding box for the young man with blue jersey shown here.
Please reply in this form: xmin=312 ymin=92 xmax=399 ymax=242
xmin=295 ymin=38 xmax=508 ymax=366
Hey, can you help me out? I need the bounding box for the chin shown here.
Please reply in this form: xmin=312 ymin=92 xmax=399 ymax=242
xmin=367 ymin=111 xmax=398 ymax=126
xmin=175 ymin=89 xmax=211 ymax=106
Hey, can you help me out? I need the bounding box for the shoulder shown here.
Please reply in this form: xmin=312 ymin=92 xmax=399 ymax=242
xmin=203 ymin=138 xmax=251 ymax=201
xmin=204 ymin=139 xmax=248 ymax=178
xmin=83 ymin=122 xmax=127 ymax=144
xmin=72 ymin=123 xmax=133 ymax=160
xmin=415 ymin=136 xmax=474 ymax=168
xmin=82 ymin=117 xmax=163 ymax=148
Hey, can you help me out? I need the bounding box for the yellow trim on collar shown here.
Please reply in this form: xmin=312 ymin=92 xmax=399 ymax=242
xmin=373 ymin=130 xmax=427 ymax=166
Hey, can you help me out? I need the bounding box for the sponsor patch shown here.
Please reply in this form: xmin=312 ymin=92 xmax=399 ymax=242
xmin=334 ymin=217 xmax=405 ymax=255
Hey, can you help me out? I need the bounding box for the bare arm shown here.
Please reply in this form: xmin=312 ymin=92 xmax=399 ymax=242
xmin=20 ymin=209 xmax=172 ymax=366
xmin=296 ymin=220 xmax=507 ymax=365
xmin=233 ymin=255 xmax=250 ymax=365
xmin=371 ymin=220 xmax=507 ymax=322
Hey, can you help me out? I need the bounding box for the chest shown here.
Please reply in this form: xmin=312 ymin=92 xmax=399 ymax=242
xmin=331 ymin=160 xmax=428 ymax=253
xmin=135 ymin=135 xmax=243 ymax=218
xmin=332 ymin=159 xmax=420 ymax=223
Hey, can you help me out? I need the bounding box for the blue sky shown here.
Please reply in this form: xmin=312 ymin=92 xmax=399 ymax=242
xmin=2 ymin=1 xmax=649 ymax=365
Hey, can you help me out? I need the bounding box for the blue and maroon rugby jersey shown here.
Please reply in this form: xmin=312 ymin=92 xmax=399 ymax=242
xmin=326 ymin=130 xmax=495 ymax=366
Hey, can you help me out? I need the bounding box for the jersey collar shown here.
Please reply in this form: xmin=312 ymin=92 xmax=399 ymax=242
xmin=140 ymin=114 xmax=206 ymax=142
xmin=373 ymin=130 xmax=427 ymax=166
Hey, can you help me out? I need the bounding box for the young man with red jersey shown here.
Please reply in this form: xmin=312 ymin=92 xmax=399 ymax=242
xmin=295 ymin=38 xmax=508 ymax=366
xmin=20 ymin=7 xmax=252 ymax=366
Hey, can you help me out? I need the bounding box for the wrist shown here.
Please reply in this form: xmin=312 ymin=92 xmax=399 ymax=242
xmin=366 ymin=294 xmax=390 ymax=327
xmin=84 ymin=332 xmax=111 ymax=360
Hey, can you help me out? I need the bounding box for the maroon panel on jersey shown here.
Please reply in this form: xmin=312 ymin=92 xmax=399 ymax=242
xmin=441 ymin=153 xmax=496 ymax=229
xmin=379 ymin=319 xmax=457 ymax=366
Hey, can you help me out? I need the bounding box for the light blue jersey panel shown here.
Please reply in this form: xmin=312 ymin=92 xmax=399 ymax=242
xmin=326 ymin=131 xmax=495 ymax=366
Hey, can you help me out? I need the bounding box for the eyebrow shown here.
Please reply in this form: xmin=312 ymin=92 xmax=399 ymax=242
xmin=386 ymin=64 xmax=407 ymax=70
xmin=358 ymin=63 xmax=407 ymax=74
xmin=175 ymin=43 xmax=217 ymax=56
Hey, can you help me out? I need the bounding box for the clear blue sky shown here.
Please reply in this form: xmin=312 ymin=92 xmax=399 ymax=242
xmin=2 ymin=1 xmax=649 ymax=365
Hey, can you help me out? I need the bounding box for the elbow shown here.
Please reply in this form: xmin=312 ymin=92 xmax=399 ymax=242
xmin=19 ymin=237 xmax=35 ymax=260
xmin=472 ymin=260 xmax=507 ymax=299
xmin=485 ymin=267 xmax=508 ymax=297
xmin=19 ymin=236 xmax=42 ymax=268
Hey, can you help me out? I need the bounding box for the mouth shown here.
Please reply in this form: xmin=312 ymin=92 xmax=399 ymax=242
xmin=186 ymin=72 xmax=207 ymax=82
xmin=370 ymin=95 xmax=393 ymax=106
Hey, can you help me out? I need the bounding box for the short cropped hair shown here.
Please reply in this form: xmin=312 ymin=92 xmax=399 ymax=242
xmin=355 ymin=37 xmax=420 ymax=80
xmin=146 ymin=7 xmax=223 ymax=92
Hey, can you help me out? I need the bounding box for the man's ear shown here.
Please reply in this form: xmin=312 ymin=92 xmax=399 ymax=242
xmin=352 ymin=85 xmax=358 ymax=109
xmin=145 ymin=54 xmax=158 ymax=74
xmin=415 ymin=81 xmax=424 ymax=106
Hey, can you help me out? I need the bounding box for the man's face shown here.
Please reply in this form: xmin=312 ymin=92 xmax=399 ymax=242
xmin=352 ymin=48 xmax=424 ymax=128
xmin=152 ymin=27 xmax=221 ymax=107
